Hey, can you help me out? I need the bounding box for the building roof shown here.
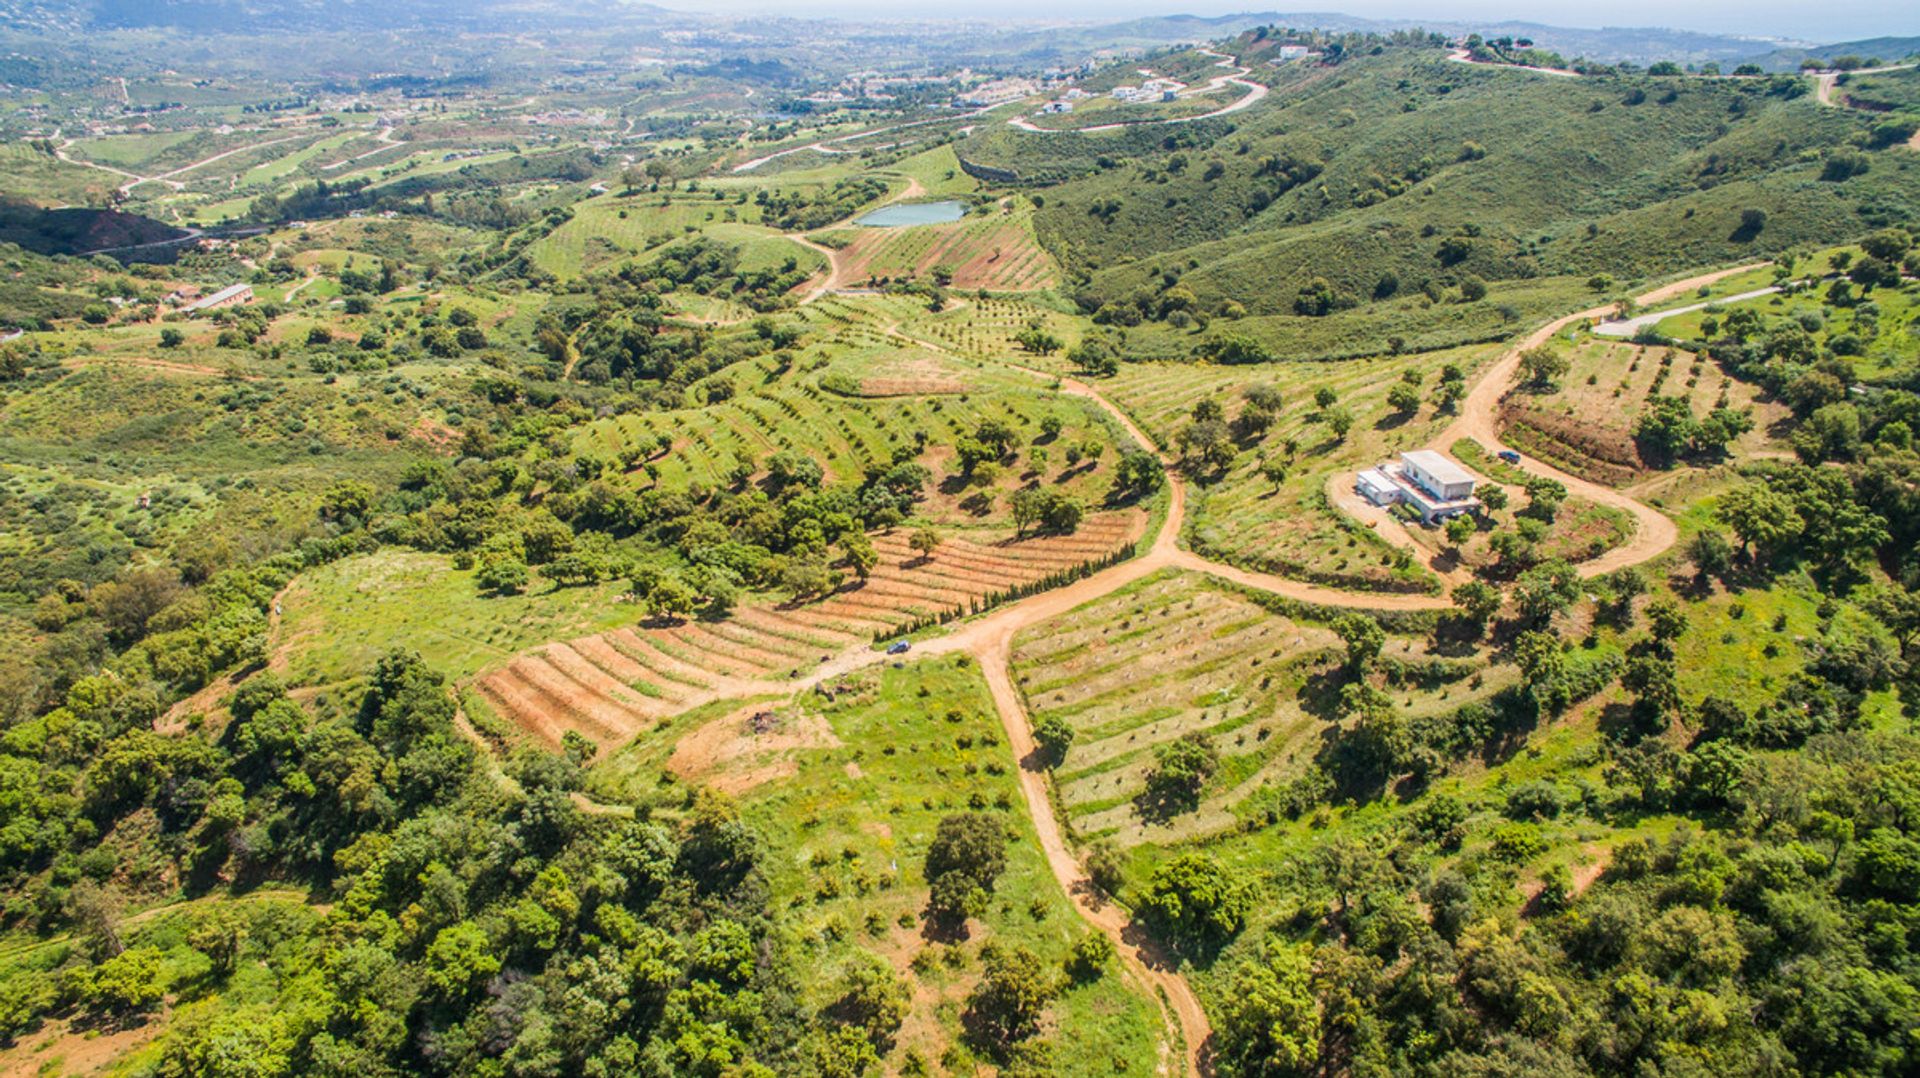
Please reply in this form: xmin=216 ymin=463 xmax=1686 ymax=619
xmin=1401 ymin=449 xmax=1475 ymax=488
xmin=185 ymin=283 xmax=252 ymax=309
xmin=1356 ymin=468 xmax=1397 ymax=493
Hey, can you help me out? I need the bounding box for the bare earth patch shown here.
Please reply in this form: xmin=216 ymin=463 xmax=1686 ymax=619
xmin=667 ymin=702 xmax=843 ymax=794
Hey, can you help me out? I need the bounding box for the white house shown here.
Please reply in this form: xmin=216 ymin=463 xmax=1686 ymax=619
xmin=1403 ymin=450 xmax=1477 ymax=502
xmin=1355 ymin=450 xmax=1481 ymax=523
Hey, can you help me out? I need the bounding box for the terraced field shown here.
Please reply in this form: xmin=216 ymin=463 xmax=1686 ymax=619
xmin=570 ymin=331 xmax=1129 ymax=521
xmin=1011 ymin=571 xmax=1514 ymax=846
xmin=1102 ymin=344 xmax=1499 ymax=593
xmin=477 ymin=510 xmax=1146 ymax=748
xmin=824 ymin=209 xmax=1058 ymax=291
xmin=1498 ymin=336 xmax=1790 ymax=484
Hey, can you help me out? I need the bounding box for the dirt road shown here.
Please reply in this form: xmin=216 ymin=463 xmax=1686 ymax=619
xmin=978 ymin=643 xmax=1211 ymax=1076
xmin=418 ymin=263 xmax=1771 ymax=1075
xmin=784 ymin=174 xmax=927 ymax=303
xmin=1445 ymin=47 xmax=1581 ymax=78
xmin=1812 ymin=63 xmax=1917 ymax=109
xmin=1434 ymin=263 xmax=1764 ymax=579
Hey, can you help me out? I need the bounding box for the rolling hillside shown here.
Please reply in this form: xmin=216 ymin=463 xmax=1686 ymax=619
xmin=959 ymin=39 xmax=1920 ymax=357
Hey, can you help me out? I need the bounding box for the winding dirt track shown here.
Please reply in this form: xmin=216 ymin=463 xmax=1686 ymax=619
xmin=917 ymin=264 xmax=1764 ymax=1074
xmin=1812 ymin=63 xmax=1918 ymax=109
xmin=419 ymin=264 xmax=1765 ymax=1075
xmin=785 ymin=174 xmax=927 ymax=302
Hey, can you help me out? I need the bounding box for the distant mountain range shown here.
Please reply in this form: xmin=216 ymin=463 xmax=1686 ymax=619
xmin=1050 ymin=11 xmax=1806 ymax=66
xmin=1735 ymin=35 xmax=1920 ymax=72
xmin=0 ymin=1 xmax=1912 ymax=73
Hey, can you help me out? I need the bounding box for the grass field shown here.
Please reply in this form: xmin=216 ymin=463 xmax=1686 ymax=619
xmin=585 ymin=657 xmax=1168 ymax=1075
xmin=1648 ymin=267 xmax=1920 ymax=385
xmin=68 ymin=130 xmax=201 ymax=170
xmin=237 ymin=130 xmax=366 ymax=188
xmin=274 ymin=549 xmax=637 ymax=690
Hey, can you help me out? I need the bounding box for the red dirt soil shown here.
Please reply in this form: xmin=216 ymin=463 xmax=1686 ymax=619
xmin=475 ymin=510 xmax=1145 ymax=750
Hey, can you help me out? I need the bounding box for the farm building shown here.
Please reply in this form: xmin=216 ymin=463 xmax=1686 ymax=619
xmin=1355 ymin=449 xmax=1481 ymax=523
xmin=184 ymin=283 xmax=254 ymax=313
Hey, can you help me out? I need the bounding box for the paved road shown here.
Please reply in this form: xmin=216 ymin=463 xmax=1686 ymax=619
xmin=1593 ymin=285 xmax=1779 ymax=338
xmin=1009 ymin=50 xmax=1268 ymax=135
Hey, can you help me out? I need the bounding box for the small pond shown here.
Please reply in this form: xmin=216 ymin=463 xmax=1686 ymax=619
xmin=854 ymin=200 xmax=967 ymax=227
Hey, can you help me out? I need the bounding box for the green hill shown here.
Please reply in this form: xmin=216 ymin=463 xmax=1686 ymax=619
xmin=961 ymin=40 xmax=1920 ymax=358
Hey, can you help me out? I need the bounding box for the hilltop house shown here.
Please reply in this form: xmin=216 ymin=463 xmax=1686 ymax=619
xmin=1356 ymin=449 xmax=1481 ymax=523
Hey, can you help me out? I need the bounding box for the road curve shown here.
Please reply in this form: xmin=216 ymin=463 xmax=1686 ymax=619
xmin=424 ymin=261 xmax=1770 ymax=1076
xmin=1435 ymin=262 xmax=1763 ymax=579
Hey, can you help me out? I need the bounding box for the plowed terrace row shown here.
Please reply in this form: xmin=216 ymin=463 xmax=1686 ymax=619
xmin=477 ymin=513 xmax=1144 ymax=748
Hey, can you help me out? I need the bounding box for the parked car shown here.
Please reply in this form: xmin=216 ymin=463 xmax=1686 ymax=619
xmin=886 ymin=640 xmax=911 ymax=655
xmin=1497 ymin=449 xmax=1522 ymax=465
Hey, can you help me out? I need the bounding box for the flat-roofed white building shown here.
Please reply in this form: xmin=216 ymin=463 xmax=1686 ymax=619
xmin=1401 ymin=449 xmax=1477 ymax=502
xmin=1355 ymin=450 xmax=1482 ymax=523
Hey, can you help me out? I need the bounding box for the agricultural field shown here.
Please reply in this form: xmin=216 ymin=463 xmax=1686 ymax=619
xmin=570 ymin=316 xmax=1134 ymax=524
xmin=0 ymin=144 xmax=119 ymax=207
xmin=7 ymin=17 xmax=1920 ymax=1078
xmin=904 ymin=296 xmax=1088 ymax=369
xmin=881 ymin=145 xmax=984 ymax=199
xmin=583 ymin=658 xmax=1168 ymax=1076
xmin=526 ymin=189 xmax=784 ymax=278
xmin=816 ymin=204 xmax=1058 ymax=291
xmin=1498 ymin=336 xmax=1794 ymax=484
xmin=1103 ymin=343 xmax=1504 ymax=593
xmin=1013 ymin=571 xmax=1511 ymax=846
xmin=475 ymin=511 xmax=1144 ymax=750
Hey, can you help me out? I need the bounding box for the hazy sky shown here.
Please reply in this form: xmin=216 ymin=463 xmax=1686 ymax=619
xmin=663 ymin=0 xmax=1917 ymax=44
